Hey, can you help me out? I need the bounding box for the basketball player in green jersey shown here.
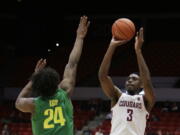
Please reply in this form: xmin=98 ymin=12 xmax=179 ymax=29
xmin=15 ymin=16 xmax=90 ymax=135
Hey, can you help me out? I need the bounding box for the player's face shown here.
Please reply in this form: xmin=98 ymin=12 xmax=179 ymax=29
xmin=125 ymin=73 xmax=141 ymax=92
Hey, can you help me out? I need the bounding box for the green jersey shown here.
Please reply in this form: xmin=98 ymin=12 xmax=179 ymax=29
xmin=31 ymin=88 xmax=73 ymax=135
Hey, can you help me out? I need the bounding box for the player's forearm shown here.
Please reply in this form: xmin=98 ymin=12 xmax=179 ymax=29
xmin=99 ymin=45 xmax=116 ymax=78
xmin=15 ymin=81 xmax=34 ymax=113
xmin=68 ymin=37 xmax=84 ymax=66
xmin=136 ymin=50 xmax=155 ymax=100
xmin=17 ymin=81 xmax=33 ymax=99
xmin=135 ymin=50 xmax=151 ymax=83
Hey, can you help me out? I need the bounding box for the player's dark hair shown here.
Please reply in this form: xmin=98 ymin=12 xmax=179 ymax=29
xmin=131 ymin=72 xmax=140 ymax=76
xmin=31 ymin=67 xmax=60 ymax=98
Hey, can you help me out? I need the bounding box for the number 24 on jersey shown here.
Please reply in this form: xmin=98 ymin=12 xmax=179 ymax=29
xmin=44 ymin=107 xmax=66 ymax=129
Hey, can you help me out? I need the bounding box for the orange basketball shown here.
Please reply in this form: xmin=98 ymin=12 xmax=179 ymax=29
xmin=112 ymin=18 xmax=136 ymax=40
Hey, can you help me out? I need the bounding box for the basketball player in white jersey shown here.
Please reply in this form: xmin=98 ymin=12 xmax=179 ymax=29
xmin=98 ymin=28 xmax=155 ymax=135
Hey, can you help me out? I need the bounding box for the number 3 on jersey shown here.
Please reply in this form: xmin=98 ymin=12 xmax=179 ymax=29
xmin=44 ymin=107 xmax=66 ymax=129
xmin=127 ymin=109 xmax=133 ymax=121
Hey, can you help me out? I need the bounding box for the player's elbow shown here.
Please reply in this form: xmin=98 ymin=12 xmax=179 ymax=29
xmin=15 ymin=99 xmax=24 ymax=112
xmin=15 ymin=99 xmax=21 ymax=111
xmin=15 ymin=99 xmax=24 ymax=111
xmin=98 ymin=70 xmax=107 ymax=80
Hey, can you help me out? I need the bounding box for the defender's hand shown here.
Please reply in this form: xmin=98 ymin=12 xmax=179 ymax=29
xmin=34 ymin=59 xmax=47 ymax=73
xmin=76 ymin=16 xmax=90 ymax=39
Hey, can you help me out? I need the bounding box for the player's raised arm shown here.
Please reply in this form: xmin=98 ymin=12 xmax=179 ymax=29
xmin=98 ymin=38 xmax=128 ymax=106
xmin=59 ymin=16 xmax=90 ymax=97
xmin=15 ymin=59 xmax=46 ymax=113
xmin=134 ymin=28 xmax=155 ymax=112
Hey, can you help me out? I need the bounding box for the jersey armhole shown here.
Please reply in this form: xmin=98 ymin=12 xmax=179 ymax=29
xmin=111 ymin=93 xmax=124 ymax=110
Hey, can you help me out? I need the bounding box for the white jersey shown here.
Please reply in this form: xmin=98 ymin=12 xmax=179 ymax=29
xmin=110 ymin=93 xmax=149 ymax=135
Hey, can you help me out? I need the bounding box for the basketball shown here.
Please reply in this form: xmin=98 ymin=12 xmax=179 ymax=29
xmin=112 ymin=18 xmax=136 ymax=40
